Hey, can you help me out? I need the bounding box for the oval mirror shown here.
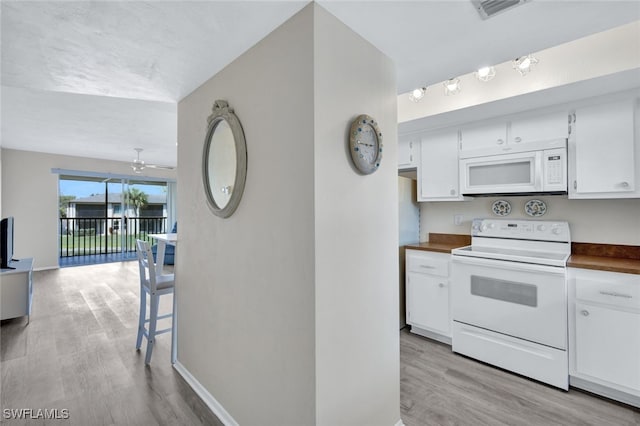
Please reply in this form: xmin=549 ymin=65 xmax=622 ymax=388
xmin=203 ymin=100 xmax=247 ymax=218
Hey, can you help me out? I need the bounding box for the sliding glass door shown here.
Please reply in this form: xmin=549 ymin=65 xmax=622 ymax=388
xmin=58 ymin=174 xmax=173 ymax=265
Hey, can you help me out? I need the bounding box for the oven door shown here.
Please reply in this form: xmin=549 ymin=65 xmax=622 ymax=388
xmin=452 ymin=255 xmax=567 ymax=349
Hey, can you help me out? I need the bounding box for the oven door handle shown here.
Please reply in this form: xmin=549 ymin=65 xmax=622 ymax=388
xmin=452 ymin=255 xmax=566 ymax=275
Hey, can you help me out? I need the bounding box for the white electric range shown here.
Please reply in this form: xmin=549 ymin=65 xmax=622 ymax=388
xmin=451 ymin=218 xmax=571 ymax=390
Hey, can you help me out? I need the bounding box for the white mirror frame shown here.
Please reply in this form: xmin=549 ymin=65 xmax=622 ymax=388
xmin=202 ymin=100 xmax=247 ymax=218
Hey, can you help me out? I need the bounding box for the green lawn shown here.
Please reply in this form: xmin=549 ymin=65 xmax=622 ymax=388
xmin=60 ymin=233 xmax=152 ymax=255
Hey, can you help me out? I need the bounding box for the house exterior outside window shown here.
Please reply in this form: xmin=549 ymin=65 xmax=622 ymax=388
xmin=65 ymin=193 xmax=167 ymax=235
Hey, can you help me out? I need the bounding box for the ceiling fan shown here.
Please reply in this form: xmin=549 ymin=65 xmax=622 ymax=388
xmin=131 ymin=148 xmax=175 ymax=174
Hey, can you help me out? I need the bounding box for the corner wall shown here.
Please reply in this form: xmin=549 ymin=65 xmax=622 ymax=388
xmin=313 ymin=5 xmax=399 ymax=425
xmin=176 ymin=4 xmax=400 ymax=425
xmin=176 ymin=5 xmax=316 ymax=425
xmin=0 ymin=148 xmax=175 ymax=269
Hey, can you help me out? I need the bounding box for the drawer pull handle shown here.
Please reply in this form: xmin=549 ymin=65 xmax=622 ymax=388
xmin=580 ymin=310 xmax=589 ymax=317
xmin=420 ymin=265 xmax=435 ymax=269
xmin=438 ymin=283 xmax=445 ymax=288
xmin=599 ymin=290 xmax=632 ymax=299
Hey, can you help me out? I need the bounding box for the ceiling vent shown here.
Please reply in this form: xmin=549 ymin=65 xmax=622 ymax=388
xmin=472 ymin=0 xmax=530 ymax=20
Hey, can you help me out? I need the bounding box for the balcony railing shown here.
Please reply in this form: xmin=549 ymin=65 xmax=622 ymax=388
xmin=59 ymin=216 xmax=167 ymax=258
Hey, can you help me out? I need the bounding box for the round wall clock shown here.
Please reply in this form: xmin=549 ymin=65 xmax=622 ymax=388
xmin=349 ymin=114 xmax=383 ymax=175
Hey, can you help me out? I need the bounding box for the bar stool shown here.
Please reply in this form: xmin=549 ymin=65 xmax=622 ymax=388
xmin=135 ymin=239 xmax=175 ymax=364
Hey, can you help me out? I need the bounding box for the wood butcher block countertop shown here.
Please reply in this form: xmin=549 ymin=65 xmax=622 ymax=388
xmin=568 ymin=242 xmax=640 ymax=275
xmin=405 ymin=235 xmax=640 ymax=275
xmin=405 ymin=233 xmax=471 ymax=254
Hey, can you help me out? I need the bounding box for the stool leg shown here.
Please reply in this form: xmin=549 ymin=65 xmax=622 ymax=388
xmin=145 ymin=293 xmax=160 ymax=364
xmin=136 ymin=287 xmax=147 ymax=350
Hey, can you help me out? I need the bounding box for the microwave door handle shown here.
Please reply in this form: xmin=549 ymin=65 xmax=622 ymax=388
xmin=535 ymin=152 xmax=544 ymax=191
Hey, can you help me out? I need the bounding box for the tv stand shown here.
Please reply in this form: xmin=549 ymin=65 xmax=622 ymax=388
xmin=1 ymin=258 xmax=33 ymax=323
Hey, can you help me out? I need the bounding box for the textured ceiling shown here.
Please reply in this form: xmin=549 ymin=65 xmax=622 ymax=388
xmin=0 ymin=1 xmax=308 ymax=166
xmin=2 ymin=1 xmax=308 ymax=102
xmin=1 ymin=1 xmax=639 ymax=167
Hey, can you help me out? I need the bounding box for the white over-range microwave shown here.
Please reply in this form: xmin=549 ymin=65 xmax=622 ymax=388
xmin=459 ymin=139 xmax=567 ymax=196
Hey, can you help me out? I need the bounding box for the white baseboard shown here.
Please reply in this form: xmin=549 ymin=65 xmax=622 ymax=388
xmin=173 ymin=361 xmax=239 ymax=426
xmin=570 ymin=376 xmax=640 ymax=408
xmin=409 ymin=325 xmax=452 ymax=346
xmin=174 ymin=361 xmax=405 ymax=425
xmin=34 ymin=266 xmax=59 ymax=272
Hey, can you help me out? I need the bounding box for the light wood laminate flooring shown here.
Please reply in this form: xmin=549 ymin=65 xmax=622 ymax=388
xmin=2 ymin=261 xmax=639 ymax=425
xmin=1 ymin=261 xmax=222 ymax=426
xmin=401 ymin=329 xmax=640 ymax=426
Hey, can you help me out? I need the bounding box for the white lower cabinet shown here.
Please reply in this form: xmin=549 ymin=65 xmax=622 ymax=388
xmin=569 ymin=267 xmax=640 ymax=407
xmin=406 ymin=250 xmax=451 ymax=344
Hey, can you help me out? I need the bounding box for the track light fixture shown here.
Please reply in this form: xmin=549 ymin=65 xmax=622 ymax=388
xmin=513 ymin=55 xmax=539 ymax=76
xmin=409 ymin=86 xmax=427 ymax=102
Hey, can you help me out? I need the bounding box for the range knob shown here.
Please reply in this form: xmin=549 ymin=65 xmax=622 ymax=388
xmin=481 ymin=224 xmax=489 ymax=232
xmin=551 ymin=226 xmax=562 ymax=235
xmin=537 ymin=225 xmax=547 ymax=232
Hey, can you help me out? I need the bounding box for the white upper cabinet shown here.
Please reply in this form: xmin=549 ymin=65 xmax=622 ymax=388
xmin=510 ymin=112 xmax=569 ymax=145
xmin=569 ymin=98 xmax=638 ymax=198
xmin=459 ymin=121 xmax=506 ymax=152
xmin=398 ymin=134 xmax=419 ymax=169
xmin=418 ymin=130 xmax=466 ymax=201
xmin=460 ymin=111 xmax=569 ymax=155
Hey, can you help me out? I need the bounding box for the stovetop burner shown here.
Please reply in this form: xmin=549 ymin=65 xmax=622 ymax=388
xmin=452 ymin=218 xmax=571 ymax=267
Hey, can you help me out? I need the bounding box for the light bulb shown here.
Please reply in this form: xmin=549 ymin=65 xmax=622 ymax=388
xmin=475 ymin=66 xmax=496 ymax=82
xmin=478 ymin=67 xmax=490 ymax=77
xmin=409 ymin=87 xmax=426 ymax=102
xmin=443 ymin=78 xmax=460 ymax=95
xmin=513 ymin=55 xmax=538 ymax=76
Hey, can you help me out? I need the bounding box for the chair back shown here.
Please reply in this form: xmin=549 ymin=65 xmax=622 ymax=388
xmin=136 ymin=239 xmax=157 ymax=292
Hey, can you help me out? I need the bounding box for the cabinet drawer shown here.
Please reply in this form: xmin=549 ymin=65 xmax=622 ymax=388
xmin=407 ymin=251 xmax=449 ymax=277
xmin=574 ymin=270 xmax=640 ymax=311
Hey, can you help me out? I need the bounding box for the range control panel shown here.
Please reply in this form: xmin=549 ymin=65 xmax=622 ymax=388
xmin=471 ymin=218 xmax=570 ymax=242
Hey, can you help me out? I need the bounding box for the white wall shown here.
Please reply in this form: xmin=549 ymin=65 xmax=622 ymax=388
xmin=0 ymin=148 xmax=176 ymax=269
xmin=420 ymin=196 xmax=640 ymax=245
xmin=177 ymin=5 xmax=316 ymax=425
xmin=177 ymin=4 xmax=399 ymax=425
xmin=313 ymin=5 xmax=399 ymax=425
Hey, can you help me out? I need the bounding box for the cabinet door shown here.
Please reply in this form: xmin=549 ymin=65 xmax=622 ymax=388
xmin=407 ymin=272 xmax=450 ymax=336
xmin=575 ymin=302 xmax=640 ymax=391
xmin=418 ymin=130 xmax=463 ymax=201
xmin=460 ymin=122 xmax=506 ymax=152
xmin=573 ymin=100 xmax=636 ymax=194
xmin=398 ymin=135 xmax=413 ymax=168
xmin=510 ymin=111 xmax=568 ymax=145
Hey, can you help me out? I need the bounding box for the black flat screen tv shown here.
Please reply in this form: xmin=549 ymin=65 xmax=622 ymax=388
xmin=1 ymin=216 xmax=15 ymax=269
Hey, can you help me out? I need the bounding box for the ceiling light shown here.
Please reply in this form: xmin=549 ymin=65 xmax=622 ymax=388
xmin=513 ymin=55 xmax=538 ymax=76
xmin=443 ymin=78 xmax=460 ymax=95
xmin=475 ymin=66 xmax=496 ymax=82
xmin=409 ymin=87 xmax=427 ymax=102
